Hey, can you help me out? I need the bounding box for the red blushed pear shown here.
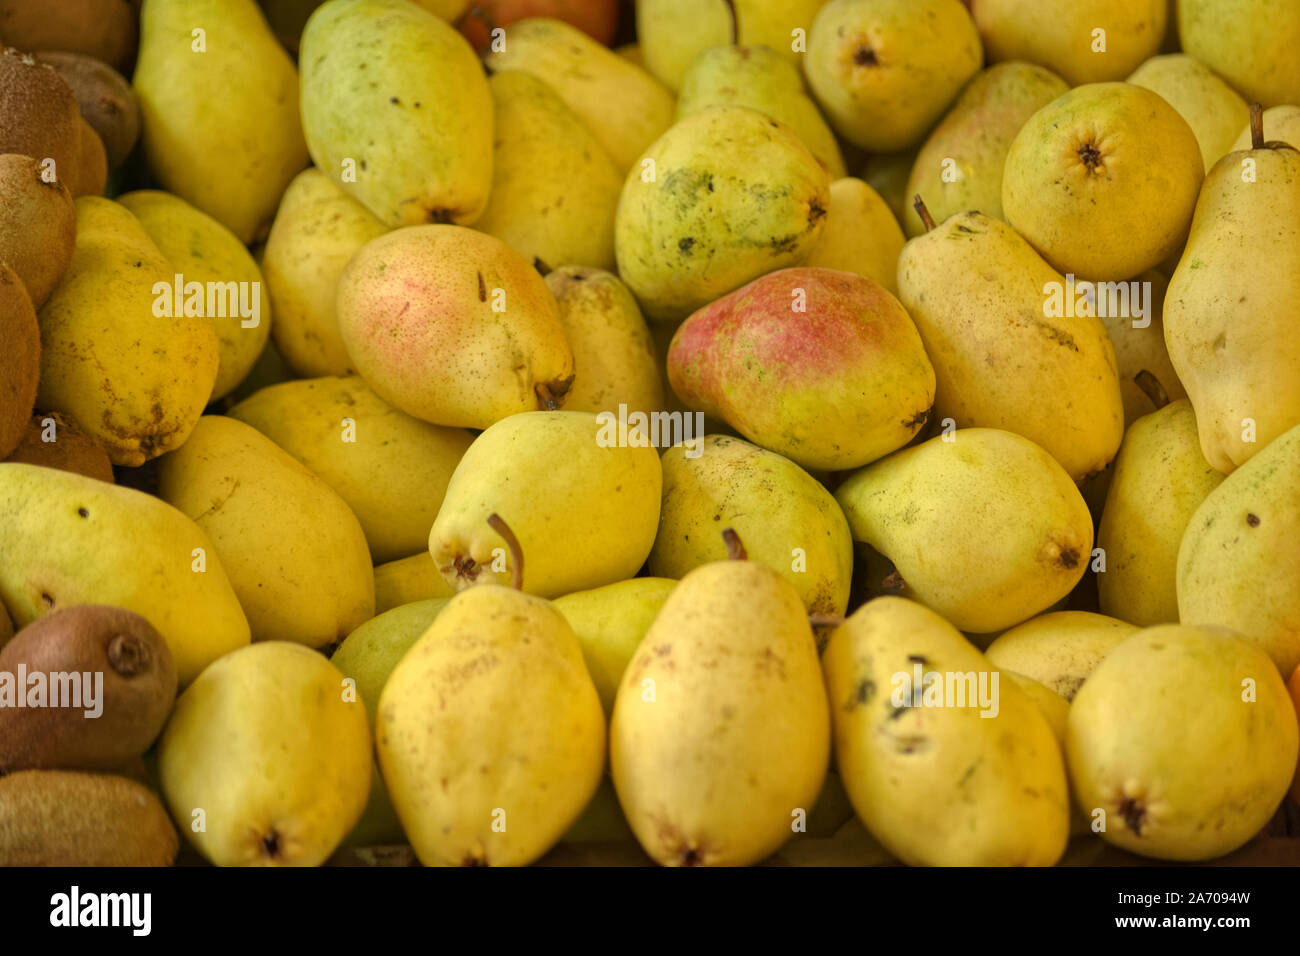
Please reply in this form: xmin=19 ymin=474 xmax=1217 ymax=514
xmin=667 ymin=267 xmax=936 ymax=472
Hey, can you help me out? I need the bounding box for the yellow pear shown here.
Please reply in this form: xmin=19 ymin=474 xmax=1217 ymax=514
xmin=0 ymin=463 xmax=250 ymax=686
xmin=553 ymin=577 xmax=677 ymax=717
xmin=971 ymin=0 xmax=1166 ymax=84
xmin=610 ymin=549 xmax=830 ymax=866
xmin=1231 ymin=104 xmax=1300 ymax=151
xmin=1097 ymin=400 xmax=1225 ymax=626
xmin=484 ymin=17 xmax=675 ymax=172
xmin=822 ymin=596 xmax=1070 ymax=865
xmin=261 ymin=168 xmax=387 ymax=378
xmin=1068 ymin=624 xmax=1298 ymax=860
xmin=984 ymin=611 xmax=1139 ymax=701
xmin=1002 ymin=82 xmax=1203 ymax=280
xmin=897 ymin=209 xmax=1124 ymax=481
xmin=134 ymin=0 xmax=308 ymax=242
xmin=1127 ymin=54 xmax=1250 ymax=172
xmin=158 ymin=642 xmax=371 ymax=866
xmin=229 ymin=376 xmax=475 ymax=563
xmin=805 ymin=0 xmax=982 ymax=153
xmin=1178 ymin=424 xmax=1300 ymax=676
xmin=377 ymin=582 xmax=605 ymax=866
xmin=373 ymin=552 xmax=455 ymax=614
xmin=1163 ymin=110 xmax=1300 ymax=472
xmin=835 ymin=428 xmax=1093 ymax=634
xmin=544 ymin=267 xmax=664 ymax=417
xmin=803 ymin=177 xmax=904 ymax=293
xmin=429 ymin=411 xmax=662 ymax=598
xmin=117 ymin=189 xmax=271 ymax=400
xmin=902 ymin=61 xmax=1069 ymax=237
xmin=650 ymin=435 xmax=853 ymax=615
xmin=1179 ymin=0 xmax=1300 ymax=108
xmin=157 ymin=416 xmax=374 ymax=647
xmin=476 ymin=71 xmax=622 ymax=272
xmin=1097 ymin=270 xmax=1186 ymax=427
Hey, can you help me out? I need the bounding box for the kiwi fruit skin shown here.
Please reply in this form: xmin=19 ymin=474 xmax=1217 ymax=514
xmin=4 ymin=410 xmax=115 ymax=482
xmin=0 ymin=263 xmax=39 ymax=459
xmin=35 ymin=51 xmax=140 ymax=169
xmin=72 ymin=115 xmax=107 ymax=196
xmin=0 ymin=604 xmax=177 ymax=774
xmin=0 ymin=48 xmax=85 ymax=193
xmin=0 ymin=153 xmax=76 ymax=307
xmin=0 ymin=770 xmax=178 ymax=866
xmin=0 ymin=0 xmax=139 ymax=73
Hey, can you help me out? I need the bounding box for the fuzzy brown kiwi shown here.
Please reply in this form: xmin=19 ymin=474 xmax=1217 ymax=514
xmin=0 ymin=770 xmax=179 ymax=866
xmin=0 ymin=604 xmax=177 ymax=773
xmin=0 ymin=0 xmax=138 ymax=73
xmin=0 ymin=48 xmax=84 ymax=193
xmin=0 ymin=153 xmax=75 ymax=306
xmin=4 ymin=410 xmax=115 ymax=482
xmin=35 ymin=51 xmax=139 ymax=169
xmin=0 ymin=264 xmax=39 ymax=459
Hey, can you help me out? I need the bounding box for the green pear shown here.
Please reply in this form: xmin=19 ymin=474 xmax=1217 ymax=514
xmin=650 ymin=435 xmax=853 ymax=615
xmin=560 ymin=776 xmax=637 ymax=844
xmin=261 ymin=168 xmax=387 ymax=378
xmin=1178 ymin=424 xmax=1300 ymax=676
xmin=300 ymin=0 xmax=492 ymax=226
xmin=1127 ymin=54 xmax=1250 ymax=172
xmin=1179 ymin=0 xmax=1300 ymax=108
xmin=1231 ymin=104 xmax=1300 ymax=150
xmin=637 ymin=0 xmax=828 ymax=92
xmin=157 ymin=416 xmax=375 ymax=648
xmin=377 ymin=584 xmax=606 ymax=866
xmin=970 ymin=0 xmax=1167 ymax=85
xmin=1003 ymin=83 xmax=1203 ymax=280
xmin=902 ymin=61 xmax=1069 ymax=237
xmin=897 ymin=209 xmax=1124 ymax=481
xmin=821 ymin=596 xmax=1070 ymax=865
xmin=1068 ymin=624 xmax=1298 ymax=860
xmin=553 ymin=577 xmax=677 ymax=716
xmin=158 ymin=642 xmax=371 ymax=866
xmin=229 ymin=376 xmax=475 ymax=564
xmin=1097 ymin=270 xmax=1186 ymax=427
xmin=1097 ymin=401 xmax=1225 ymax=626
xmin=0 ymin=463 xmax=250 ymax=687
xmin=610 ymin=552 xmax=830 ymax=866
xmin=429 ymin=412 xmax=662 ymax=598
xmin=1163 ymin=113 xmax=1300 ymax=472
xmin=117 ymin=189 xmax=271 ymax=401
xmin=331 ymin=598 xmax=448 ymax=846
xmin=544 ymin=267 xmax=664 ymax=418
xmin=336 ymin=225 xmax=574 ymax=429
xmin=373 ymin=552 xmax=455 ymax=614
xmin=615 ymin=106 xmax=830 ymax=323
xmin=676 ymin=44 xmax=845 ymax=178
xmin=803 ymin=177 xmax=904 ymax=293
xmin=36 ymin=197 xmax=219 ymax=466
xmin=484 ymin=18 xmax=675 ymax=173
xmin=984 ymin=611 xmax=1140 ymax=701
xmin=835 ymin=428 xmax=1093 ymax=634
xmin=476 ymin=72 xmax=622 ymax=272
xmin=134 ymin=0 xmax=308 ymax=243
xmin=804 ymin=0 xmax=982 ymax=153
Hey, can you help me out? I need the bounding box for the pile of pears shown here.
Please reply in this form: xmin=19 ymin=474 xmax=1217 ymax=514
xmin=1 ymin=0 xmax=1299 ymax=868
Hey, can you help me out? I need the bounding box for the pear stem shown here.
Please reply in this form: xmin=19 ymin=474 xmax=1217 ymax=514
xmin=1250 ymin=103 xmax=1265 ymax=150
xmin=808 ymin=613 xmax=845 ymax=629
xmin=913 ymin=195 xmax=936 ymax=233
xmin=721 ymin=528 xmax=747 ymax=561
xmin=723 ymin=0 xmax=738 ymax=44
xmin=1134 ymin=370 xmax=1171 ymax=410
xmin=486 ymin=513 xmax=524 ymax=590
xmin=535 ymin=383 xmax=559 ymax=410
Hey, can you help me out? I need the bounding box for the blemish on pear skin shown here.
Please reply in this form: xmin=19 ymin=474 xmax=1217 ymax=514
xmin=1246 ymin=513 xmax=1261 ymax=527
xmin=847 ymin=679 xmax=875 ymax=709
